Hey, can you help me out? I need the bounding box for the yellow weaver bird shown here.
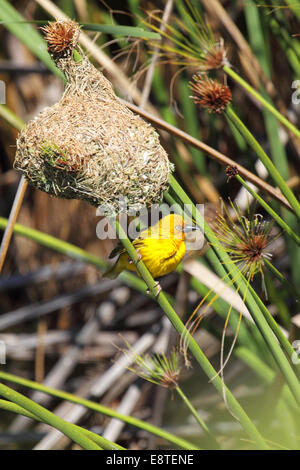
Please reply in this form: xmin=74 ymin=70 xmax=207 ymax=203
xmin=104 ymin=214 xmax=199 ymax=282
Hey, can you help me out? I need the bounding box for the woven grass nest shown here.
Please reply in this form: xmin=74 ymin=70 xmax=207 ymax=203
xmin=15 ymin=20 xmax=172 ymax=214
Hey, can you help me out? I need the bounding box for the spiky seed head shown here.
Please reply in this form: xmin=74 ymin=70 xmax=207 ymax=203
xmin=145 ymin=7 xmax=229 ymax=71
xmin=225 ymin=165 xmax=239 ymax=182
xmin=190 ymin=74 xmax=232 ymax=114
xmin=214 ymin=201 xmax=273 ymax=281
xmin=41 ymin=20 xmax=80 ymax=57
xmin=123 ymin=346 xmax=180 ymax=389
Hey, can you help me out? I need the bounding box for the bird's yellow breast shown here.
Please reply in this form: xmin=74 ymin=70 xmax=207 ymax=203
xmin=128 ymin=237 xmax=186 ymax=278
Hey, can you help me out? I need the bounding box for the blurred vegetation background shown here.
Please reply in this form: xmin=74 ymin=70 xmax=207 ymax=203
xmin=0 ymin=0 xmax=300 ymax=450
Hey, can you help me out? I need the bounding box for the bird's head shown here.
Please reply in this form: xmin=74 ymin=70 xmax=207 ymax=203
xmin=159 ymin=214 xmax=199 ymax=240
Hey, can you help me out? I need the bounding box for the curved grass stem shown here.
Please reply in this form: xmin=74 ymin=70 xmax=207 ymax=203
xmin=264 ymin=258 xmax=300 ymax=304
xmin=235 ymin=174 xmax=300 ymax=246
xmin=223 ymin=65 xmax=300 ymax=141
xmin=0 ymin=382 xmax=101 ymax=450
xmin=168 ymin=174 xmax=300 ymax=405
xmin=0 ymin=399 xmax=124 ymax=450
xmin=175 ymin=386 xmax=220 ymax=449
xmin=0 ymin=216 xmax=147 ymax=294
xmin=0 ymin=371 xmax=199 ymax=450
xmin=225 ymin=106 xmax=300 ymax=220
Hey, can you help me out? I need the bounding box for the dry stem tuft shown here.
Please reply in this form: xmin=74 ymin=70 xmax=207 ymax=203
xmin=190 ymin=74 xmax=232 ymax=113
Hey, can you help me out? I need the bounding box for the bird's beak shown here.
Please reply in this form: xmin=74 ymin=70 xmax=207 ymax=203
xmin=182 ymin=224 xmax=200 ymax=233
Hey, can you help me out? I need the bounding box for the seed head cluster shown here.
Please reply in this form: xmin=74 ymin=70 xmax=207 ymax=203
xmin=41 ymin=20 xmax=80 ymax=57
xmin=190 ymin=74 xmax=232 ymax=113
xmin=214 ymin=202 xmax=273 ymax=281
xmin=124 ymin=348 xmax=180 ymax=390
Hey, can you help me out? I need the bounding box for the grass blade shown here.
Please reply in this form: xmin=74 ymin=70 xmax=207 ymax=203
xmin=82 ymin=23 xmax=160 ymax=39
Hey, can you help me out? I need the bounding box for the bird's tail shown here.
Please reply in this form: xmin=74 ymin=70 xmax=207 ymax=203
xmin=103 ymin=263 xmax=120 ymax=279
xmin=103 ymin=256 xmax=125 ymax=279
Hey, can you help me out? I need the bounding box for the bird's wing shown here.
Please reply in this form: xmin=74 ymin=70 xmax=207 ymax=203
xmin=108 ymin=233 xmax=147 ymax=259
xmin=108 ymin=225 xmax=151 ymax=259
xmin=108 ymin=242 xmax=125 ymax=259
xmin=159 ymin=239 xmax=183 ymax=261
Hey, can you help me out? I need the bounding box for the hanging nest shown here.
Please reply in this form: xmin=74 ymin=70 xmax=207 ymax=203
xmin=14 ymin=20 xmax=172 ymax=214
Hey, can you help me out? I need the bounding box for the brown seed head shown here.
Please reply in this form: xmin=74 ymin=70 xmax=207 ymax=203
xmin=214 ymin=202 xmax=273 ymax=281
xmin=41 ymin=20 xmax=80 ymax=57
xmin=237 ymin=233 xmax=269 ymax=266
xmin=190 ymin=74 xmax=232 ymax=113
xmin=225 ymin=165 xmax=239 ymax=181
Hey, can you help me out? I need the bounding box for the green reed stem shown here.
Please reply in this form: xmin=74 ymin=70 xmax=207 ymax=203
xmin=245 ymin=281 xmax=300 ymax=379
xmin=176 ymin=386 xmax=220 ymax=448
xmin=0 ymin=399 xmax=124 ymax=450
xmin=235 ymin=174 xmax=300 ymax=246
xmin=0 ymin=211 xmax=265 ymax=358
xmin=164 ymin=191 xmax=266 ymax=356
xmin=0 ymin=105 xmax=25 ymax=130
xmin=0 ymin=216 xmax=147 ymax=294
xmin=264 ymin=273 xmax=291 ymax=330
xmin=0 ymin=371 xmax=199 ymax=450
xmin=225 ymin=106 xmax=300 ymax=220
xmin=110 ymin=220 xmax=268 ymax=449
xmin=268 ymin=16 xmax=300 ymax=77
xmin=283 ymin=0 xmax=300 ymax=22
xmin=223 ymin=65 xmax=300 ymax=141
xmin=244 ymin=0 xmax=290 ymax=179
xmin=0 ymin=382 xmax=101 ymax=450
xmin=168 ymin=175 xmax=300 ymax=405
xmin=0 ymin=0 xmax=63 ymax=79
xmin=167 ymin=190 xmax=299 ymax=378
xmin=264 ymin=258 xmax=300 ymax=304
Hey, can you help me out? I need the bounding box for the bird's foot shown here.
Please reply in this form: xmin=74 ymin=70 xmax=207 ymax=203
xmin=129 ymin=251 xmax=142 ymax=265
xmin=146 ymin=281 xmax=162 ymax=298
xmin=154 ymin=282 xmax=162 ymax=298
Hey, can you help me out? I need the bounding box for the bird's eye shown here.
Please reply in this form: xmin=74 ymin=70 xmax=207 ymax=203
xmin=175 ymin=225 xmax=182 ymax=231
